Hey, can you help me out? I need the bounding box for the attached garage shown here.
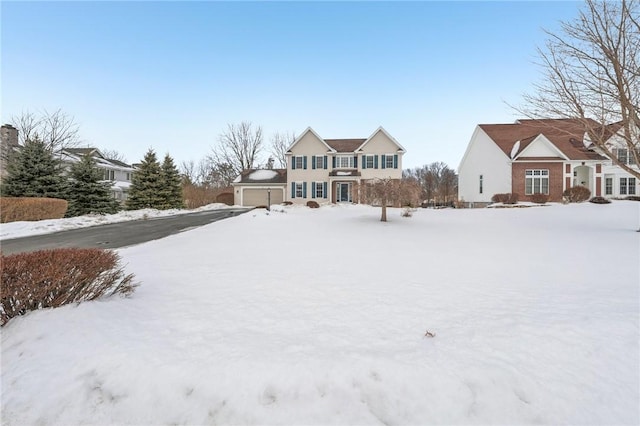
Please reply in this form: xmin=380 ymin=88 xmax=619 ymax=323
xmin=232 ymin=168 xmax=287 ymax=207
xmin=240 ymin=187 xmax=285 ymax=206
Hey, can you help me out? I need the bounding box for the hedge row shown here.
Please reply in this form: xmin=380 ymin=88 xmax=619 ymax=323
xmin=0 ymin=197 xmax=68 ymax=223
xmin=1 ymin=248 xmax=136 ymax=326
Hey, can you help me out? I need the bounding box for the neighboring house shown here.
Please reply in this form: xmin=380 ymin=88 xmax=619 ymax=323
xmin=458 ymin=118 xmax=639 ymax=207
xmin=58 ymin=148 xmax=135 ymax=202
xmin=232 ymin=127 xmax=406 ymax=206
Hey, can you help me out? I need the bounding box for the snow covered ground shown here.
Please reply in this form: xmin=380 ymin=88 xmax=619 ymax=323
xmin=2 ymin=201 xmax=639 ymax=425
xmin=0 ymin=203 xmax=235 ymax=241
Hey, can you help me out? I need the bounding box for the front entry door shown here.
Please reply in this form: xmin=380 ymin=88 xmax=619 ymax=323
xmin=337 ymin=182 xmax=351 ymax=202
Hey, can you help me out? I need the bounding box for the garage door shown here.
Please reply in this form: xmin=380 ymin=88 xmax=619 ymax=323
xmin=242 ymin=188 xmax=284 ymax=206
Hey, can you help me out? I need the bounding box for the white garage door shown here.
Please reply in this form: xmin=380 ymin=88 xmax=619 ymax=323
xmin=242 ymin=188 xmax=284 ymax=207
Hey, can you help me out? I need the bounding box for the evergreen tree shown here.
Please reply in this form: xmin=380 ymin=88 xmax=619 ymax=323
xmin=65 ymin=154 xmax=120 ymax=217
xmin=159 ymin=154 xmax=184 ymax=209
xmin=1 ymin=137 xmax=65 ymax=198
xmin=126 ymin=149 xmax=164 ymax=210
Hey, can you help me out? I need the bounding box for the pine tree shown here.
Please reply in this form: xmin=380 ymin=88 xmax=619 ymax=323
xmin=159 ymin=154 xmax=184 ymax=209
xmin=1 ymin=137 xmax=65 ymax=198
xmin=65 ymin=154 xmax=120 ymax=217
xmin=125 ymin=149 xmax=164 ymax=210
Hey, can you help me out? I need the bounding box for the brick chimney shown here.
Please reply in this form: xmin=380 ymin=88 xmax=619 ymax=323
xmin=1 ymin=124 xmax=19 ymax=147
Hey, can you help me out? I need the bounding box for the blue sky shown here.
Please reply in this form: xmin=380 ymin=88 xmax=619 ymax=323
xmin=1 ymin=1 xmax=582 ymax=170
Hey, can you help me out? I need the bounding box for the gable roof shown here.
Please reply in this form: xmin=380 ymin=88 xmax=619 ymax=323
xmin=356 ymin=126 xmax=406 ymax=152
xmin=479 ymin=119 xmax=607 ymax=161
xmin=63 ymin=147 xmax=105 ymax=158
xmin=286 ymin=127 xmax=335 ymax=153
xmin=233 ymin=168 xmax=287 ymax=184
xmin=324 ymin=139 xmax=366 ymax=152
xmin=287 ymin=126 xmax=406 ymax=154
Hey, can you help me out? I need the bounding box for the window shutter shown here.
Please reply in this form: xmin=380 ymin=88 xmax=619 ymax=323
xmin=323 ymin=182 xmax=327 ymax=198
xmin=324 ymin=155 xmax=328 ymax=169
xmin=374 ymin=155 xmax=378 ymax=169
xmin=362 ymin=155 xmax=367 ymax=170
xmin=312 ymin=155 xmax=316 ymax=169
xmin=332 ymin=156 xmax=336 ymax=168
xmin=303 ymin=182 xmax=307 ymax=198
xmin=291 ymin=182 xmax=295 ymax=198
xmin=303 ymin=156 xmax=307 ymax=170
xmin=311 ymin=182 xmax=316 ymax=198
xmin=291 ymin=156 xmax=296 ymax=170
xmin=353 ymin=156 xmax=358 ymax=168
xmin=381 ymin=155 xmax=386 ymax=169
xmin=394 ymin=154 xmax=398 ymax=168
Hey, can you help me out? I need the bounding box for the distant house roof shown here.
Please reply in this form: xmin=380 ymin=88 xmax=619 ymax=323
xmin=233 ymin=168 xmax=287 ymax=184
xmin=479 ymin=118 xmax=608 ymax=161
xmin=325 ymin=139 xmax=367 ymax=153
xmin=63 ymin=147 xmax=103 ymax=158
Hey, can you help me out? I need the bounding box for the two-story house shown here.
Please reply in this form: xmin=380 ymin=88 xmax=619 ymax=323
xmin=58 ymin=148 xmax=136 ymax=202
xmin=232 ymin=127 xmax=405 ymax=207
xmin=458 ymin=118 xmax=639 ymax=207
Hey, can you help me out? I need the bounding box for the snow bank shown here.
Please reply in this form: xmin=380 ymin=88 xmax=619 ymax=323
xmin=2 ymin=201 xmax=638 ymax=425
xmin=0 ymin=203 xmax=236 ymax=240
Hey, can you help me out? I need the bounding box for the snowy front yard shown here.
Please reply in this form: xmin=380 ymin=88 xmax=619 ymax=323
xmin=2 ymin=202 xmax=639 ymax=425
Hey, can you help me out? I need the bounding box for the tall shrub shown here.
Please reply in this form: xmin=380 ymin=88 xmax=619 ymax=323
xmin=65 ymin=154 xmax=119 ymax=217
xmin=1 ymin=137 xmax=65 ymax=198
xmin=159 ymin=154 xmax=184 ymax=209
xmin=126 ymin=149 xmax=164 ymax=210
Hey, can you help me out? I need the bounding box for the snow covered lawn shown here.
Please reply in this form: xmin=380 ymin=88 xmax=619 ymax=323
xmin=2 ymin=202 xmax=639 ymax=425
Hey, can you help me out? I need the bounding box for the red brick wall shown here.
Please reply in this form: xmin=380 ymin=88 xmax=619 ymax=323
xmin=512 ymin=162 xmax=564 ymax=202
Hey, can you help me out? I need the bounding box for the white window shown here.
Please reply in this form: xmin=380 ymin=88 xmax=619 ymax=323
xmin=126 ymin=172 xmax=131 ymax=181
xmin=620 ymin=177 xmax=636 ymax=195
xmin=364 ymin=155 xmax=375 ymax=169
xmin=385 ymin=155 xmax=394 ymax=169
xmin=479 ymin=175 xmax=483 ymax=194
xmin=336 ymin=155 xmax=353 ymax=168
xmin=315 ymin=182 xmax=325 ymax=198
xmin=292 ymin=156 xmax=304 ymax=169
xmin=103 ymin=169 xmax=115 ymax=180
xmin=295 ymin=182 xmax=304 ymax=198
xmin=314 ymin=156 xmax=324 ymax=169
xmin=525 ymin=169 xmax=549 ymax=195
xmin=617 ymin=149 xmax=629 ymax=165
xmin=605 ymin=177 xmax=613 ymax=195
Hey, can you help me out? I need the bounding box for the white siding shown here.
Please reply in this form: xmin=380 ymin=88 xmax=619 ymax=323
xmin=458 ymin=127 xmax=512 ymax=204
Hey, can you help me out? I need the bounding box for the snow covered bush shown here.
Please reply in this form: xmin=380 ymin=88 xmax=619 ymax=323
xmin=401 ymin=207 xmax=415 ymax=217
xmin=563 ymin=186 xmax=591 ymax=203
xmin=491 ymin=193 xmax=519 ymax=204
xmin=530 ymin=193 xmax=549 ymax=204
xmin=589 ymin=196 xmax=611 ymax=204
xmin=0 ymin=197 xmax=68 ymax=223
xmin=0 ymin=248 xmax=136 ymax=326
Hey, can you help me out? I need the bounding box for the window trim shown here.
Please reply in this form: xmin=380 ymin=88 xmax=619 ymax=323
xmin=314 ymin=156 xmax=324 ymax=169
xmin=336 ymin=155 xmax=354 ymax=169
xmin=525 ymin=169 xmax=549 ymax=195
xmin=384 ymin=154 xmax=394 ymax=169
xmin=292 ymin=156 xmax=304 ymax=169
xmin=295 ymin=182 xmax=304 ymax=198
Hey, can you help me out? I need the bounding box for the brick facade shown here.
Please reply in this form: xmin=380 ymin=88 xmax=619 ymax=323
xmin=512 ymin=162 xmax=564 ymax=202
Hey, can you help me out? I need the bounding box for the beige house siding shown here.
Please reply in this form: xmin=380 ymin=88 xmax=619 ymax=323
xmin=285 ymin=127 xmax=405 ymax=204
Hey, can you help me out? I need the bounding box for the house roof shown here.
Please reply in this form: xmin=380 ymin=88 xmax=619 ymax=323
xmin=324 ymin=139 xmax=366 ymax=152
xmin=233 ymin=168 xmax=287 ymax=184
xmin=63 ymin=147 xmax=103 ymax=158
xmin=479 ymin=118 xmax=608 ymax=161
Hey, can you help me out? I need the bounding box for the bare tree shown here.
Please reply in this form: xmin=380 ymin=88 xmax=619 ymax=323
xmin=270 ymin=131 xmax=296 ymax=168
xmin=404 ymin=162 xmax=458 ymax=205
xmin=517 ymin=0 xmax=639 ymax=178
xmin=357 ymin=178 xmax=421 ymax=222
xmin=11 ymin=109 xmax=81 ymax=152
xmin=100 ymin=148 xmax=127 ymax=163
xmin=211 ymin=122 xmax=264 ymax=178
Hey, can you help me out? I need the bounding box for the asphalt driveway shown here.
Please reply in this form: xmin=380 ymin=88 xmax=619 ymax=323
xmin=0 ymin=208 xmax=251 ymax=255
